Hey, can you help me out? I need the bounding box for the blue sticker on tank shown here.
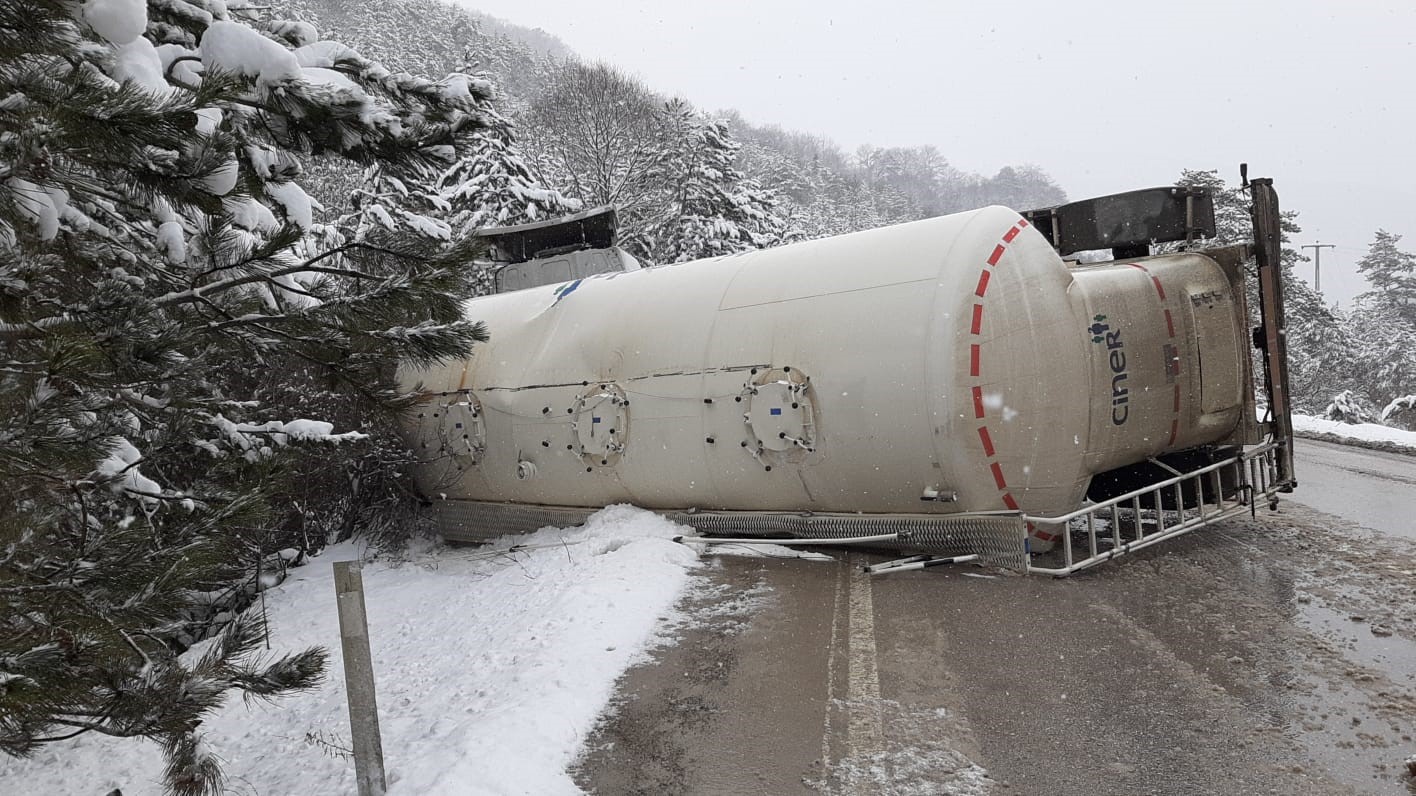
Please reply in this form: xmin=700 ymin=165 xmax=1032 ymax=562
xmin=552 ymin=279 xmax=583 ymax=305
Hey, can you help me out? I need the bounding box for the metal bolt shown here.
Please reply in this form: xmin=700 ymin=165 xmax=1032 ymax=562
xmin=706 ymin=437 xmax=715 ymax=444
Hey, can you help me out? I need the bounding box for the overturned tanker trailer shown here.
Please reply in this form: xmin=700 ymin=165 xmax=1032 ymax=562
xmin=399 ymin=173 xmax=1296 ymax=575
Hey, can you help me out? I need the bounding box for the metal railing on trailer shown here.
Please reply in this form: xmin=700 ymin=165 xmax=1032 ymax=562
xmin=1021 ymin=440 xmax=1287 ymax=576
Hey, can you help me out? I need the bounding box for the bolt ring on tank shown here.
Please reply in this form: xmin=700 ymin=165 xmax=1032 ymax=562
xmin=740 ymin=367 xmax=816 ymax=468
xmin=428 ymin=391 xmax=486 ymax=467
xmin=571 ymin=382 xmax=630 ymax=467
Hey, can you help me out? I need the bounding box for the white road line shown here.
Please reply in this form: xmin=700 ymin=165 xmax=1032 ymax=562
xmin=820 ymin=559 xmax=842 ymax=773
xmin=846 ymin=556 xmax=884 ymax=757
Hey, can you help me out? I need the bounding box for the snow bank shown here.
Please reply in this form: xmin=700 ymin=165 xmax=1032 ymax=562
xmin=0 ymin=506 xmax=701 ymax=796
xmin=1293 ymin=413 xmax=1416 ymax=452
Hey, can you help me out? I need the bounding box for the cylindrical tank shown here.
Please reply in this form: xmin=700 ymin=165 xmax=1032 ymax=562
xmin=400 ymin=206 xmax=1250 ymax=549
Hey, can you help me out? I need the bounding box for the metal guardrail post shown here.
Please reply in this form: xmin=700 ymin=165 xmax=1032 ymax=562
xmin=334 ymin=561 xmax=388 ymax=796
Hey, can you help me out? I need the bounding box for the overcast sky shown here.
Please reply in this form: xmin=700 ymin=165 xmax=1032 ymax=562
xmin=457 ymin=0 xmax=1414 ymax=307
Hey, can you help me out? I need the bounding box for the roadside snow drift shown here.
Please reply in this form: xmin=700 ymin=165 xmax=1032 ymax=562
xmin=1293 ymin=413 xmax=1416 ymax=451
xmin=0 ymin=506 xmax=701 ymax=796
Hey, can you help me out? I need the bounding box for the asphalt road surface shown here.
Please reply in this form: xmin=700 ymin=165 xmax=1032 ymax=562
xmin=1288 ymin=438 xmax=1416 ymax=543
xmin=575 ymin=441 xmax=1416 ymax=795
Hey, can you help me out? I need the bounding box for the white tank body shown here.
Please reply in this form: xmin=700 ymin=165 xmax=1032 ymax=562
xmin=400 ymin=206 xmax=1252 ymax=548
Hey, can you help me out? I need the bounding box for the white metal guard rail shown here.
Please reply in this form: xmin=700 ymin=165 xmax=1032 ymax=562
xmin=1023 ymin=441 xmax=1286 ymax=576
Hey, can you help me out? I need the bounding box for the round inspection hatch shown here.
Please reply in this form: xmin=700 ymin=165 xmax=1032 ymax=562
xmin=742 ymin=367 xmax=815 ymax=458
xmin=572 ymin=383 xmax=629 ymax=465
xmin=438 ymin=392 xmax=486 ymax=465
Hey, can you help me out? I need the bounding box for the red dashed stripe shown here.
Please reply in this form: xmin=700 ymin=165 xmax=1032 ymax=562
xmin=1168 ymin=418 xmax=1179 ymax=446
xmin=978 ymin=426 xmax=995 ymax=457
xmin=1173 ymin=384 xmax=1181 ymax=413
xmin=1151 ymin=276 xmax=1167 ymax=300
xmin=1164 ymin=309 xmax=1175 ymax=338
xmin=968 ymin=219 xmax=1040 ymax=537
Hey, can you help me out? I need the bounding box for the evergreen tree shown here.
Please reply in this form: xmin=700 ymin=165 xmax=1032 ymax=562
xmin=1355 ymin=229 xmax=1416 ymax=317
xmin=437 ymin=58 xmax=579 ymax=236
xmin=643 ymin=101 xmax=790 ymax=263
xmin=1347 ymin=230 xmax=1416 ymax=415
xmin=1169 ymin=169 xmax=1354 ymax=412
xmin=0 ymin=3 xmax=489 ymax=792
xmin=1347 ymin=295 xmax=1416 ymax=408
xmin=1322 ymin=389 xmax=1378 ymax=424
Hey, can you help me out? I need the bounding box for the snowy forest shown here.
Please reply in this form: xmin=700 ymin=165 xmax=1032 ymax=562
xmin=3 ymin=2 xmax=1415 ymax=795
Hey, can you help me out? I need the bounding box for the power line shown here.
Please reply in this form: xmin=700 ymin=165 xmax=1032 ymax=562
xmin=1302 ymin=243 xmax=1335 ymax=292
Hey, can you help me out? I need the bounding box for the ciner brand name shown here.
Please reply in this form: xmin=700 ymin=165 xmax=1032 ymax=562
xmin=1089 ymin=315 xmax=1129 ymax=425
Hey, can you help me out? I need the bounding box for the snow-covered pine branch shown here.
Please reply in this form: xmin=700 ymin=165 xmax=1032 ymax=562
xmin=0 ymin=3 xmax=503 ymax=792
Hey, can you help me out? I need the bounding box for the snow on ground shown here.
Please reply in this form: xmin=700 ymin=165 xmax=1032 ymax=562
xmin=1293 ymin=413 xmax=1416 ymax=451
xmin=0 ymin=505 xmax=702 ymax=796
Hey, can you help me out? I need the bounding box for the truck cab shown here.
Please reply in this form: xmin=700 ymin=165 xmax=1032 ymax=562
xmin=476 ymin=205 xmax=640 ymax=294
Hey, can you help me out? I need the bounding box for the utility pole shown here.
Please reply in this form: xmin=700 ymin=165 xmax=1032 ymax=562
xmin=1301 ymin=243 xmax=1335 ymax=293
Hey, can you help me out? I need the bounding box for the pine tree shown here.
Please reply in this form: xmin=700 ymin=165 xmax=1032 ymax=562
xmin=1169 ymin=170 xmax=1354 ymax=412
xmin=1347 ymin=230 xmax=1416 ymax=416
xmin=1347 ymin=295 xmax=1416 ymax=408
xmin=0 ymin=3 xmax=489 ymax=792
xmin=437 ymin=58 xmax=579 ymax=236
xmin=1355 ymin=229 xmax=1416 ymax=318
xmin=644 ymin=101 xmax=790 ymax=263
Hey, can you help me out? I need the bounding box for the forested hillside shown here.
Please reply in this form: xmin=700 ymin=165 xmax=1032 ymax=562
xmin=274 ymin=0 xmax=1416 ymax=426
xmin=276 ymin=0 xmax=1069 ymax=263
